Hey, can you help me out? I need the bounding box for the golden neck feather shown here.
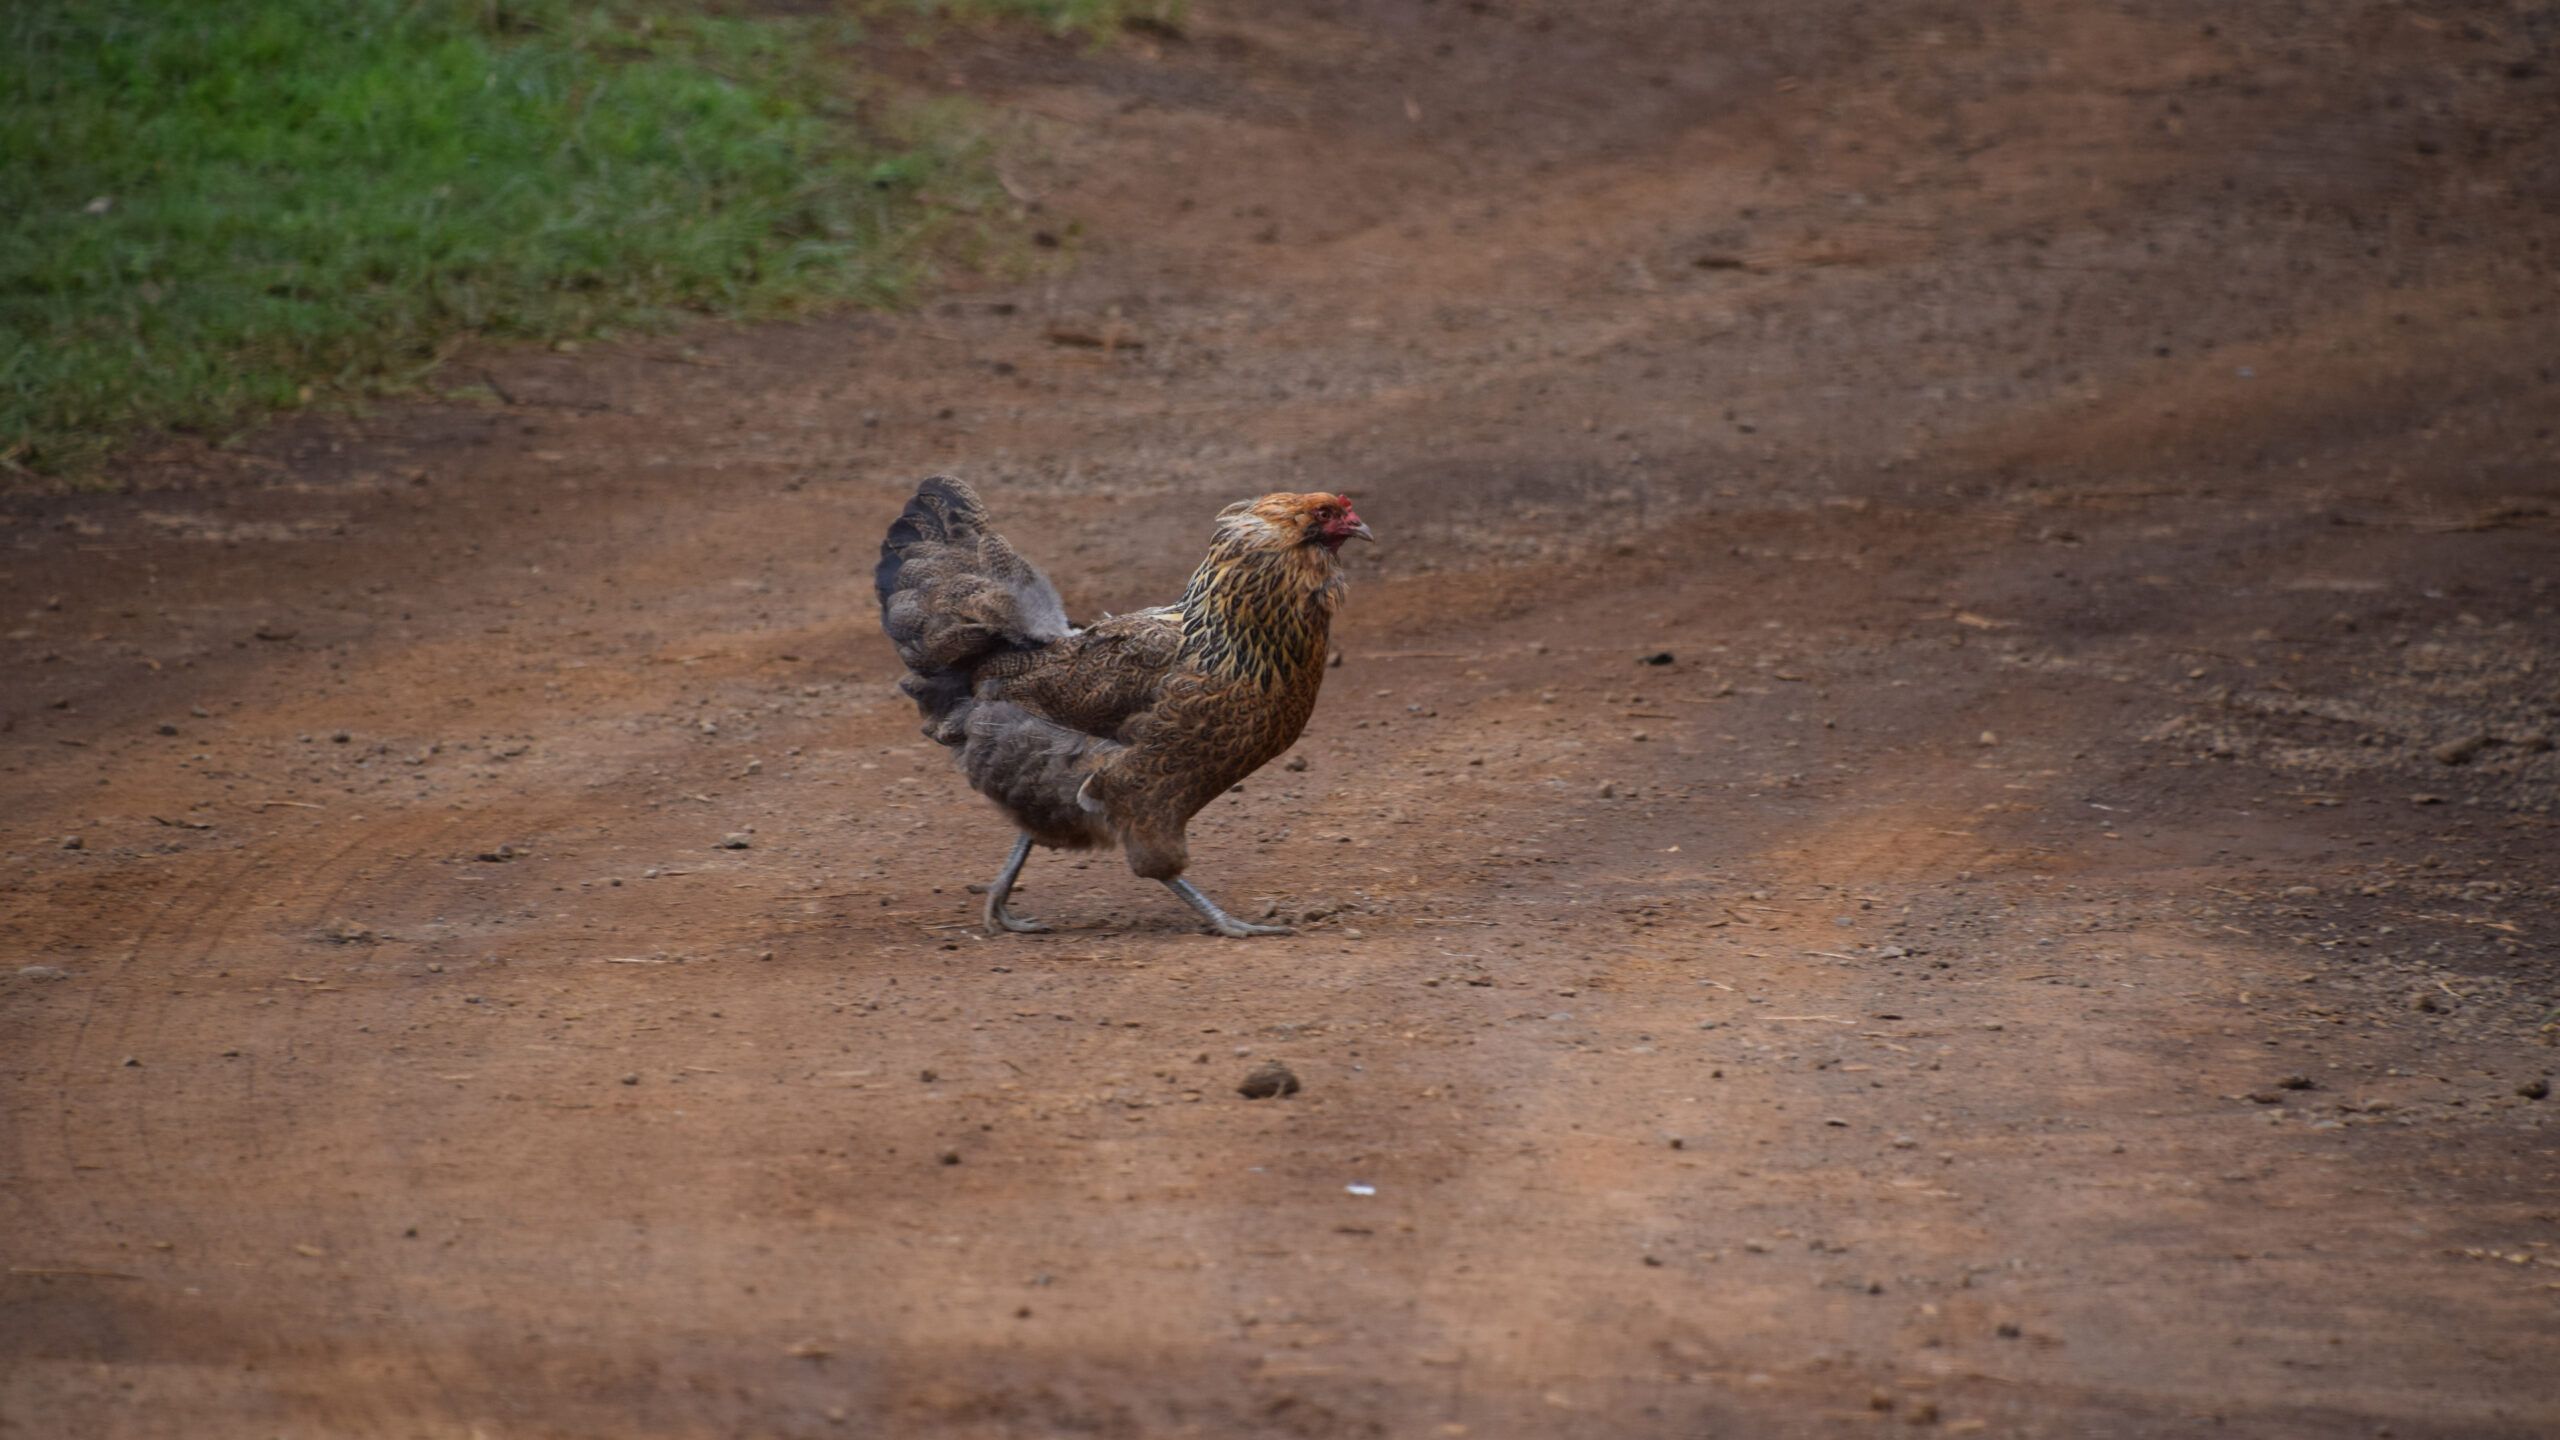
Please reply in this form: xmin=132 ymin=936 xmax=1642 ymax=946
xmin=1177 ymin=536 xmax=1344 ymax=687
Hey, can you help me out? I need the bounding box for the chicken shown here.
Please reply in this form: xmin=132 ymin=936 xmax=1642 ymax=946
xmin=875 ymin=477 xmax=1373 ymax=937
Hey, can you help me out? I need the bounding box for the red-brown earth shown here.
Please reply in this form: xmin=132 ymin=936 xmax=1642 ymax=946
xmin=5 ymin=3 xmax=2558 ymax=1436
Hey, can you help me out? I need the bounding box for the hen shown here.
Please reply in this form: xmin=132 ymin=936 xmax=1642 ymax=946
xmin=875 ymin=477 xmax=1372 ymax=936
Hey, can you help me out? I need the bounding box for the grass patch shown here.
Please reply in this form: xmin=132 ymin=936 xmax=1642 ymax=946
xmin=0 ymin=1 xmax=1045 ymax=475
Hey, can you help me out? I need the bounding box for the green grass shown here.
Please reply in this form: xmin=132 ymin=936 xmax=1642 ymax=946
xmin=0 ymin=1 xmax=1093 ymax=475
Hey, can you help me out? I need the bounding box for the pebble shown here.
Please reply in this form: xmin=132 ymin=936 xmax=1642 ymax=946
xmin=2520 ymin=1079 xmax=2551 ymax=1101
xmin=716 ymin=833 xmax=753 ymax=850
xmin=1237 ymin=1060 xmax=1301 ymax=1100
xmin=2431 ymin=734 xmax=2490 ymax=766
xmin=16 ymin=966 xmax=70 ymax=981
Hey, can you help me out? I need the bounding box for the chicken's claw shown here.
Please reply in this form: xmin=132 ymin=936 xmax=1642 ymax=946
xmin=1164 ymin=878 xmax=1294 ymax=938
xmin=981 ymin=833 xmax=1051 ymax=936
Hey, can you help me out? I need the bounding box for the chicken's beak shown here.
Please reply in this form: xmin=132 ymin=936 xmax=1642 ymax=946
xmin=1346 ymin=518 xmax=1375 ymax=543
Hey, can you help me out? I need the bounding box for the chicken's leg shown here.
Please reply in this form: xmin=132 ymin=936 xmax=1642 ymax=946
xmin=1164 ymin=877 xmax=1293 ymax=938
xmin=983 ymin=833 xmax=1050 ymax=934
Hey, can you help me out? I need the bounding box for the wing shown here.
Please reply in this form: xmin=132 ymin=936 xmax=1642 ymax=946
xmin=977 ymin=606 xmax=1186 ymax=742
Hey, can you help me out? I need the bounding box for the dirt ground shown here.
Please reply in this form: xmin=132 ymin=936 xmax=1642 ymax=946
xmin=6 ymin=3 xmax=2559 ymax=1436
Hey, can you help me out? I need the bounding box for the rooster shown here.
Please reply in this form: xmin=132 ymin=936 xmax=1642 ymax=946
xmin=876 ymin=477 xmax=1373 ymax=936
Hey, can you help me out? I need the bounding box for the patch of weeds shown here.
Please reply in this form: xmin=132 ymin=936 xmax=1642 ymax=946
xmin=1 ymin=0 xmax=1017 ymax=477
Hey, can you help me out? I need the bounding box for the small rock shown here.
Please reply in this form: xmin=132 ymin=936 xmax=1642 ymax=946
xmin=1598 ymin=781 xmax=1617 ymax=799
xmin=156 ymin=722 xmax=179 ymax=736
xmin=716 ymin=832 xmax=753 ymax=850
xmin=1979 ymin=730 xmax=1999 ymax=747
xmin=2409 ymin=793 xmax=2445 ymax=806
xmin=2278 ymin=1074 xmax=2316 ymax=1090
xmin=16 ymin=965 xmax=69 ymax=981
xmin=621 ymin=1073 xmax=640 ymax=1086
xmin=919 ymin=1069 xmax=938 ymax=1084
xmin=253 ymin=624 xmax=298 ymax=642
xmin=939 ymin=1149 xmax=962 ymax=1166
xmin=326 ymin=919 xmax=377 ymax=944
xmin=1641 ymin=651 xmax=1675 ymax=666
xmin=2431 ymin=734 xmax=2491 ymax=766
xmin=2519 ymin=1078 xmax=2551 ymax=1101
xmin=61 ymin=835 xmax=83 ymax=851
xmin=1284 ymin=755 xmax=1308 ymax=772
xmin=475 ymin=844 xmax=519 ymax=862
xmin=2410 ymin=991 xmax=2445 ymax=1013
xmin=1237 ymin=1060 xmax=1301 ymax=1100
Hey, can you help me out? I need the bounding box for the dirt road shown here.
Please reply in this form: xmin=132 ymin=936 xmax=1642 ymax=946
xmin=6 ymin=3 xmax=2558 ymax=1436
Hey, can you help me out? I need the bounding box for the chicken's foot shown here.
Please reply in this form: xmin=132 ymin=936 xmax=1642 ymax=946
xmin=983 ymin=833 xmax=1051 ymax=934
xmin=1164 ymin=877 xmax=1293 ymax=938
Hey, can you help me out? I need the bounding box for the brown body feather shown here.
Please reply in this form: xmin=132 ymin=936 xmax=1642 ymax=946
xmin=876 ymin=478 xmax=1355 ymax=887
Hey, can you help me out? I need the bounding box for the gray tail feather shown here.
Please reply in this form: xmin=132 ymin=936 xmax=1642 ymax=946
xmin=876 ymin=476 xmax=1071 ymax=743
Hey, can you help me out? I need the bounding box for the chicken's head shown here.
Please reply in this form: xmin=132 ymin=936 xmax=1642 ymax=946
xmin=1230 ymin=492 xmax=1374 ymax=552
